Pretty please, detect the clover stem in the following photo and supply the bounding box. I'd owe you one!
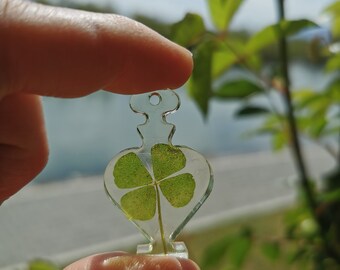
[155,184,168,254]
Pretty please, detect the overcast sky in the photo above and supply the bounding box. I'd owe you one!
[65,0,334,31]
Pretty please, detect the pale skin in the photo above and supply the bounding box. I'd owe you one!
[0,1,198,269]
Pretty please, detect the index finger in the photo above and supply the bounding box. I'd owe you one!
[0,0,193,98]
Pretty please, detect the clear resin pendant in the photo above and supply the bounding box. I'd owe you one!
[104,90,213,258]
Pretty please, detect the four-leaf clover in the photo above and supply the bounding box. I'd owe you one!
[113,144,195,221]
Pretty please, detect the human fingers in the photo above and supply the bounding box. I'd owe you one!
[0,0,192,201]
[64,252,200,270]
[0,94,48,202]
[0,0,193,99]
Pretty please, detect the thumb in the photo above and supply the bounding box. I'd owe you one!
[64,252,200,270]
[0,0,193,98]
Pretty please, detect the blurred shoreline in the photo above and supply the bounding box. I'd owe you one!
[36,61,333,183]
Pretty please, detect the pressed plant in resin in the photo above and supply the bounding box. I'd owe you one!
[104,90,213,258]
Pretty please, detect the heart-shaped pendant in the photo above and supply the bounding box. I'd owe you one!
[104,90,213,258]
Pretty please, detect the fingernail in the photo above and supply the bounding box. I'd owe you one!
[178,258,200,270]
[103,256,200,270]
[64,252,127,270]
[171,40,193,58]
[184,48,193,57]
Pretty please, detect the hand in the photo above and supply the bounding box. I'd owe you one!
[65,252,200,270]
[0,0,193,202]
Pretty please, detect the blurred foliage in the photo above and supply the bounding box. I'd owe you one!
[183,209,313,270]
[201,227,252,270]
[168,0,340,269]
[207,0,244,31]
[324,1,340,39]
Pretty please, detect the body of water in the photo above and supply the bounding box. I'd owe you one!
[36,62,331,183]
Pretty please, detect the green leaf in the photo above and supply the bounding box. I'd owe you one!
[297,114,332,139]
[201,228,252,269]
[228,228,252,268]
[293,89,317,108]
[114,152,152,188]
[325,54,340,72]
[323,1,340,15]
[309,117,327,138]
[261,241,281,261]
[326,1,340,38]
[296,94,326,110]
[121,186,156,221]
[325,78,340,102]
[207,0,244,30]
[159,173,195,207]
[245,114,283,138]
[214,80,264,99]
[188,40,214,116]
[331,17,340,38]
[171,13,205,47]
[212,39,262,78]
[212,44,237,77]
[28,260,59,270]
[235,105,270,117]
[319,189,340,203]
[272,132,286,151]
[201,235,230,269]
[151,144,186,180]
[287,248,308,265]
[246,20,317,54]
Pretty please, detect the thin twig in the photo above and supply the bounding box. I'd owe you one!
[338,127,340,167]
[277,0,316,211]
[277,0,340,262]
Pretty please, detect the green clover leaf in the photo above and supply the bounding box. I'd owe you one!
[159,174,195,208]
[151,143,186,180]
[113,144,195,221]
[120,186,156,221]
[114,152,153,188]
